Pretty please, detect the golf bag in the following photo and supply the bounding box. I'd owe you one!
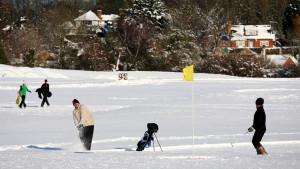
[35,88,43,99]
[136,123,159,151]
[36,88,52,99]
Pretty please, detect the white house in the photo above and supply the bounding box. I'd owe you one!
[74,10,119,28]
[74,10,101,27]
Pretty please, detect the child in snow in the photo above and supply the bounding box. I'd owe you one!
[248,98,268,155]
[19,81,31,108]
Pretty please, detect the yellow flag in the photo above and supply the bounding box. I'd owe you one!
[183,65,194,81]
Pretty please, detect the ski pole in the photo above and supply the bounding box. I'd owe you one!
[154,133,163,152]
[231,131,249,147]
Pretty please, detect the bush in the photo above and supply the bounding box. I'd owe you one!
[197,54,279,77]
[23,49,35,67]
[0,41,9,64]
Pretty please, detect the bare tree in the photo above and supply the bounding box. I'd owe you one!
[78,35,113,71]
[115,16,157,70]
[2,24,44,64]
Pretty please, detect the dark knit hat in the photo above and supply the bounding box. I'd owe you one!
[255,98,264,105]
[72,99,80,105]
[45,79,48,82]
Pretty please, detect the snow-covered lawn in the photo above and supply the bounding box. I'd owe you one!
[0,64,299,168]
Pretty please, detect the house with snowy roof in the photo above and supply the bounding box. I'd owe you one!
[266,55,299,67]
[74,10,119,28]
[283,57,299,67]
[219,21,276,48]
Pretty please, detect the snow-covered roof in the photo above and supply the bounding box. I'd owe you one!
[74,10,100,21]
[231,25,276,41]
[63,21,75,29]
[101,14,119,21]
[2,25,11,31]
[266,55,295,66]
[289,56,299,66]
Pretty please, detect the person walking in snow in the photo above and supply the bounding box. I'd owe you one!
[19,82,31,108]
[72,99,94,150]
[248,97,268,155]
[40,79,50,107]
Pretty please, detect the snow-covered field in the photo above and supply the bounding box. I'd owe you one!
[0,64,299,169]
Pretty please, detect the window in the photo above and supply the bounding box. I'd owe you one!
[260,41,269,47]
[236,41,245,47]
[83,21,92,25]
[245,30,257,36]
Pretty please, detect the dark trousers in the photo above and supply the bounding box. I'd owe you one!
[252,127,266,148]
[19,95,26,108]
[79,125,94,150]
[41,95,49,107]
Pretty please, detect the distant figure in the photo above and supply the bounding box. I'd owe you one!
[40,79,50,107]
[72,99,94,150]
[19,81,31,108]
[248,98,268,155]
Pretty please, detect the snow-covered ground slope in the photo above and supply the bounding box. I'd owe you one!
[0,64,299,168]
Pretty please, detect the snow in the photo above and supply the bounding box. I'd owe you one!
[266,55,292,65]
[74,10,100,21]
[101,14,119,22]
[290,57,299,66]
[2,25,11,31]
[0,64,300,168]
[231,25,276,41]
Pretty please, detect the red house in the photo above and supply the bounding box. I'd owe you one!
[219,21,276,48]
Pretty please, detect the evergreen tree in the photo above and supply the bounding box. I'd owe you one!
[125,0,169,29]
[283,0,300,39]
[0,0,11,28]
[0,41,9,64]
[24,49,35,67]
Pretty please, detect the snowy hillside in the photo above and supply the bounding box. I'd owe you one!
[0,64,299,169]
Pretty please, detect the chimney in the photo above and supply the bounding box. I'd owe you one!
[78,10,84,16]
[97,10,102,19]
[227,21,232,37]
[16,51,21,59]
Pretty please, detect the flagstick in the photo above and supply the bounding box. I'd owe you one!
[192,81,195,157]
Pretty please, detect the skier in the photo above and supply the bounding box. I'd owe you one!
[136,123,158,151]
[19,81,31,108]
[248,97,268,155]
[72,99,94,150]
[40,79,50,107]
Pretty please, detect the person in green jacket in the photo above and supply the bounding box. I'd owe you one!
[19,82,31,108]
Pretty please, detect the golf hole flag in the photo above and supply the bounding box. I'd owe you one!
[183,65,194,81]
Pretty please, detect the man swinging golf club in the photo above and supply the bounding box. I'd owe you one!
[72,99,94,150]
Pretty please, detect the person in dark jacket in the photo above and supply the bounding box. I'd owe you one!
[248,97,268,155]
[40,79,50,107]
